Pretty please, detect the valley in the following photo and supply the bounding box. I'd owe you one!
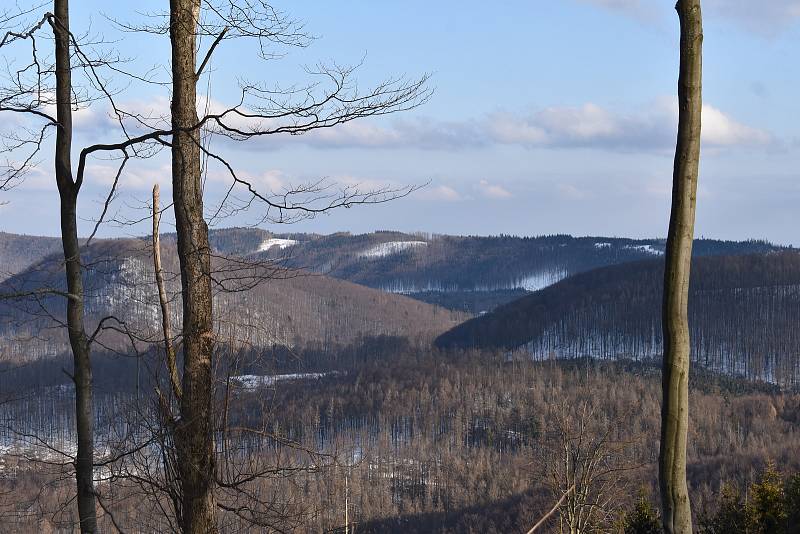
[0,229,797,532]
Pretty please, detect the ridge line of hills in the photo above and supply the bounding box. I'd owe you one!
[2,228,795,385]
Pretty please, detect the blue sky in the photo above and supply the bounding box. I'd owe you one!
[2,0,800,244]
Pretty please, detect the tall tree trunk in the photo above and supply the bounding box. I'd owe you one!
[660,1,702,533]
[53,0,97,531]
[170,1,217,532]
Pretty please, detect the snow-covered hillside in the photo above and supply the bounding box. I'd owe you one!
[358,241,427,259]
[624,244,663,255]
[258,238,298,251]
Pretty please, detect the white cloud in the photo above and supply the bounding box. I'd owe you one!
[206,168,289,193]
[38,98,113,133]
[205,98,769,153]
[487,99,771,150]
[653,96,771,146]
[417,184,463,202]
[253,169,288,192]
[700,105,772,146]
[10,95,770,157]
[537,103,620,139]
[255,117,485,151]
[90,161,172,190]
[478,180,512,199]
[305,121,405,148]
[489,114,548,145]
[122,95,172,129]
[487,103,655,149]
[9,164,53,191]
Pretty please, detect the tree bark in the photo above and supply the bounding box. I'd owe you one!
[53,0,97,531]
[660,1,702,533]
[169,1,217,532]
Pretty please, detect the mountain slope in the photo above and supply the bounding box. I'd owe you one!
[249,230,781,291]
[0,237,465,362]
[435,252,800,388]
[0,232,63,281]
[0,228,787,317]
[3,229,785,288]
[227,229,783,313]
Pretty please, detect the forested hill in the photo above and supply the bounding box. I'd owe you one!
[435,251,800,388]
[0,232,63,281]
[243,230,783,312]
[0,229,787,315]
[242,230,781,293]
[2,229,782,291]
[0,237,465,362]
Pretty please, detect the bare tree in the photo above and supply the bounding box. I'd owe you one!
[4,2,424,531]
[145,2,430,532]
[660,1,703,533]
[1,3,101,529]
[168,4,218,531]
[50,2,98,530]
[1,2,165,530]
[538,401,635,533]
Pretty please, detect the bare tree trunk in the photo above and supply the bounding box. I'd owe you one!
[152,183,183,401]
[53,0,97,531]
[660,1,702,533]
[169,1,217,532]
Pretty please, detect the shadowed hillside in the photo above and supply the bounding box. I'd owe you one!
[436,252,800,388]
[0,232,63,281]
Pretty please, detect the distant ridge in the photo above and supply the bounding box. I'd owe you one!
[0,235,465,362]
[0,228,786,315]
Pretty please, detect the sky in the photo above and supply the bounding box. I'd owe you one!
[2,0,800,244]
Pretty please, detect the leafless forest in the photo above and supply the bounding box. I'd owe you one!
[2,1,799,533]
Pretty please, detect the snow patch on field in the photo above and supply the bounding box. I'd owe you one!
[594,242,612,249]
[259,238,298,251]
[359,241,427,259]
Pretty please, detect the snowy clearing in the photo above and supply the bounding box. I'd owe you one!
[625,244,663,255]
[358,241,427,259]
[515,270,569,292]
[232,373,330,389]
[382,269,569,294]
[258,238,298,251]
